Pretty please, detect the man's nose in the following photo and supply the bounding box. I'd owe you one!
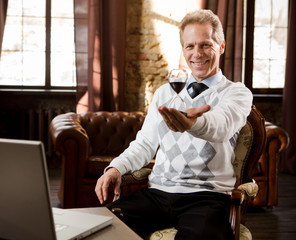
[193,46,203,58]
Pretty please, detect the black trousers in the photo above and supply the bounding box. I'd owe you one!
[107,188,233,240]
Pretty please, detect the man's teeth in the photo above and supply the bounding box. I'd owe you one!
[193,61,207,66]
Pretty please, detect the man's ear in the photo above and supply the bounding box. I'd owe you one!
[220,40,225,54]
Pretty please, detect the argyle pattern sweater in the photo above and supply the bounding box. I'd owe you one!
[108,76,253,194]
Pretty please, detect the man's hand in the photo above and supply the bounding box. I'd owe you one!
[158,104,211,132]
[95,167,122,205]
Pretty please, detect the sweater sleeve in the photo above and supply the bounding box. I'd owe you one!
[107,89,161,175]
[187,82,253,143]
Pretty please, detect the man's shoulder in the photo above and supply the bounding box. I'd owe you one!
[219,76,250,91]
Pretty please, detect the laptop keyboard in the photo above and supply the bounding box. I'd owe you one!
[55,223,68,232]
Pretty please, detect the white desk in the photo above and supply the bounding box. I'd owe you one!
[74,207,143,240]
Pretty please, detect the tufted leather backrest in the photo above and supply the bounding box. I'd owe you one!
[77,111,146,156]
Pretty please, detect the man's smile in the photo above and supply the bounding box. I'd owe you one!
[191,60,208,67]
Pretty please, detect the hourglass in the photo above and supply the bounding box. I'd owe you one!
[168,69,188,115]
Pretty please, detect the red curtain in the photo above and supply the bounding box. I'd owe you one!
[207,0,244,82]
[75,0,126,113]
[0,0,8,58]
[281,0,296,174]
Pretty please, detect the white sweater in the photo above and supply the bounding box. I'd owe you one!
[108,76,253,194]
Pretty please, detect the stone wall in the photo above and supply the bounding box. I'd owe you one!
[125,0,191,112]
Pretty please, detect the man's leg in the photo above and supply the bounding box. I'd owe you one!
[173,192,233,240]
[106,188,176,239]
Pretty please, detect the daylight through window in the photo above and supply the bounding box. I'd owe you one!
[253,0,287,89]
[243,0,288,91]
[0,0,76,88]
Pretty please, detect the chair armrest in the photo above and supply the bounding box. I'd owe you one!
[231,182,258,208]
[131,168,152,181]
[265,122,289,153]
[237,182,259,198]
[49,112,91,156]
[49,112,91,208]
[120,168,151,197]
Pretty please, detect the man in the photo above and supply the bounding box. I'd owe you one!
[95,9,252,240]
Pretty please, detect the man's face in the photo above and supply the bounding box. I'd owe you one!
[182,23,225,82]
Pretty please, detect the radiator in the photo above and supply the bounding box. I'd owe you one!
[0,108,70,166]
[25,109,63,157]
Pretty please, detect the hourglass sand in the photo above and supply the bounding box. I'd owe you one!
[168,69,188,116]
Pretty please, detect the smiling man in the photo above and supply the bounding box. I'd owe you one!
[95,10,253,240]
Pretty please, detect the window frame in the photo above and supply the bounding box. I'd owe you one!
[244,0,285,95]
[0,0,76,91]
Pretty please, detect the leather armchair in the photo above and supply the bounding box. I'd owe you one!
[49,111,146,208]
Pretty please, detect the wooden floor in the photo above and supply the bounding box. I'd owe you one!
[245,173,296,240]
[49,170,296,240]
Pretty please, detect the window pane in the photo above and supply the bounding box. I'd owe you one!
[0,52,22,85]
[2,17,22,51]
[6,0,22,16]
[253,27,271,59]
[270,28,287,60]
[51,53,76,87]
[23,17,45,51]
[6,0,45,17]
[51,18,74,52]
[272,0,288,27]
[255,0,271,26]
[23,52,45,86]
[253,60,269,88]
[51,0,76,87]
[270,60,285,88]
[52,0,74,18]
[0,52,45,86]
[23,0,45,17]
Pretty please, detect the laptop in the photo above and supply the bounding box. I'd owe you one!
[0,138,113,240]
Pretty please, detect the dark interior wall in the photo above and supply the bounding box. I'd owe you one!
[0,90,282,139]
[0,90,76,167]
[253,96,282,127]
[0,90,76,113]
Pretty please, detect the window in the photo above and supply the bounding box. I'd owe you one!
[0,0,76,89]
[243,0,288,94]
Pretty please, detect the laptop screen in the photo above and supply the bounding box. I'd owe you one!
[0,139,56,240]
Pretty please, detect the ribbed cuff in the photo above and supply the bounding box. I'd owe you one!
[187,115,206,136]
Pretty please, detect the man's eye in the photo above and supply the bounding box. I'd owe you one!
[202,43,211,48]
[185,45,193,49]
